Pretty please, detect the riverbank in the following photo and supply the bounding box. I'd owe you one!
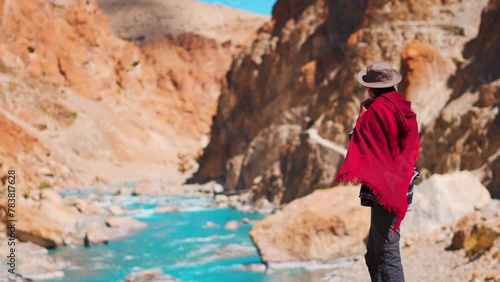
[0,176,277,282]
[42,194,266,282]
[2,171,498,282]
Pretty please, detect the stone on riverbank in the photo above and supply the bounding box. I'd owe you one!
[216,244,256,259]
[402,171,492,238]
[39,199,79,229]
[15,242,67,281]
[250,185,369,263]
[154,206,179,214]
[133,181,162,196]
[204,221,217,228]
[124,268,179,282]
[63,196,108,216]
[109,205,125,216]
[84,228,109,246]
[450,201,500,258]
[1,197,68,248]
[40,189,63,204]
[105,216,147,229]
[116,186,134,196]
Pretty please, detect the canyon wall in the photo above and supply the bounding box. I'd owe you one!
[194,0,499,203]
[0,0,266,192]
[419,0,500,197]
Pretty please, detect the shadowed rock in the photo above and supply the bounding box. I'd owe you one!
[84,228,109,247]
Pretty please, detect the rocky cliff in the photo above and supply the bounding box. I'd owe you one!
[193,0,369,200]
[0,0,266,191]
[194,0,499,203]
[419,0,500,197]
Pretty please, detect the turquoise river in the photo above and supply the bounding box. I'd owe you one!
[45,194,327,282]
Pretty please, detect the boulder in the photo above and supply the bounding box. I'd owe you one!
[104,216,147,229]
[224,220,239,230]
[450,212,478,250]
[1,198,68,248]
[402,171,492,237]
[0,241,64,281]
[250,185,370,263]
[63,197,108,216]
[39,189,63,204]
[16,241,66,281]
[133,182,161,196]
[214,194,228,203]
[216,244,256,259]
[115,187,134,196]
[236,263,267,272]
[124,268,179,282]
[153,206,179,214]
[17,241,49,256]
[450,201,499,258]
[39,199,79,229]
[109,205,125,216]
[485,271,500,281]
[84,228,109,246]
[204,221,217,228]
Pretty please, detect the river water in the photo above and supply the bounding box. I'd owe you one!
[45,195,327,282]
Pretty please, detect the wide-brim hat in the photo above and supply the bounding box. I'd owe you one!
[357,61,402,88]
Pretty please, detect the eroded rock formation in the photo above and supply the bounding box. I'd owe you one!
[194,0,496,204]
[0,0,266,193]
[419,0,500,197]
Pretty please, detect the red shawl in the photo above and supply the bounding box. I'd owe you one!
[334,91,420,231]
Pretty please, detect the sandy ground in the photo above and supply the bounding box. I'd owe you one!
[323,223,499,282]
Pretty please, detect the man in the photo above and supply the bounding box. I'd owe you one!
[334,61,420,282]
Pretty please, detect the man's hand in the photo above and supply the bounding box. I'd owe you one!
[359,98,373,116]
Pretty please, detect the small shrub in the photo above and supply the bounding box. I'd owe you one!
[39,182,52,189]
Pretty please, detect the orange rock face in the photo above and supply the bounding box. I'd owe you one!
[0,0,268,205]
[0,0,139,98]
[141,33,233,138]
[0,112,50,197]
[0,0,235,143]
[0,112,41,160]
[399,40,456,127]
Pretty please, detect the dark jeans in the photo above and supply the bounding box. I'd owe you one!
[365,204,405,282]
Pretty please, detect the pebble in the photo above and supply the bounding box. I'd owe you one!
[205,221,217,228]
[224,220,239,230]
